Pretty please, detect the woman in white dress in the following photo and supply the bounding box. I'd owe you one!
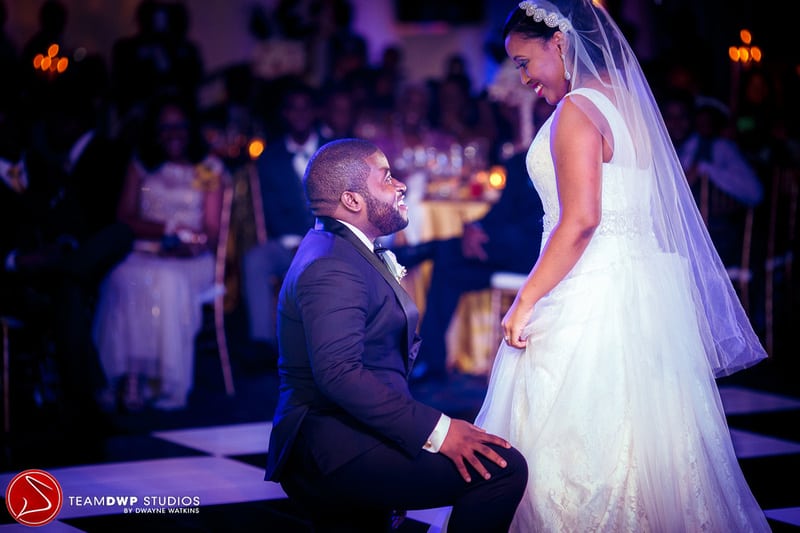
[94,96,225,411]
[474,1,771,531]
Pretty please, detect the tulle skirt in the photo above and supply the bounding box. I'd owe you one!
[94,250,214,409]
[475,248,769,532]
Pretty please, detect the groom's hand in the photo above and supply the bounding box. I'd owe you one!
[439,419,512,482]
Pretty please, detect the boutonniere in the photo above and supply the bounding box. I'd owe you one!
[376,248,407,281]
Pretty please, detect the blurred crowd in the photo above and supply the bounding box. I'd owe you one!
[0,0,798,427]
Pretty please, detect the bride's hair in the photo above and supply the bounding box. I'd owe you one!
[502,1,625,86]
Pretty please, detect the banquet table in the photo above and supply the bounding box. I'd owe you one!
[397,198,500,376]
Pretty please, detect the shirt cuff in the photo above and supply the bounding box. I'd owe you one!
[423,414,451,453]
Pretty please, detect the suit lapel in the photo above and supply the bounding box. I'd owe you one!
[317,217,420,369]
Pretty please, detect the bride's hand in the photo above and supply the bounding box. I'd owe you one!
[501,296,533,348]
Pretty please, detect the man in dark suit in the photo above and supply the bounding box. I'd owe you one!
[242,80,328,357]
[265,139,527,532]
[0,89,130,439]
[42,77,134,276]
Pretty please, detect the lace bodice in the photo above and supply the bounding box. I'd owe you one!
[138,157,221,232]
[526,88,658,264]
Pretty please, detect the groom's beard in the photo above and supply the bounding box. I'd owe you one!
[364,191,408,236]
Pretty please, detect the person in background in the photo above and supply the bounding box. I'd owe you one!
[400,98,553,383]
[94,94,224,411]
[371,44,405,114]
[0,86,128,440]
[682,97,763,265]
[265,137,527,532]
[111,0,204,127]
[318,85,357,140]
[661,90,763,266]
[241,80,329,360]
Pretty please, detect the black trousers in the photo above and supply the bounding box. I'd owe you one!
[280,431,528,533]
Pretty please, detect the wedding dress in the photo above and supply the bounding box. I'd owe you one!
[474,88,770,532]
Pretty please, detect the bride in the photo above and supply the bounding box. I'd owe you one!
[466,1,771,531]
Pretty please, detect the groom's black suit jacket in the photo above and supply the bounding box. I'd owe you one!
[265,217,442,481]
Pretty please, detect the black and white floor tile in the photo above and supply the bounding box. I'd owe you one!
[2,348,799,532]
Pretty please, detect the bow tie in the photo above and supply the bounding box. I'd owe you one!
[374,244,407,281]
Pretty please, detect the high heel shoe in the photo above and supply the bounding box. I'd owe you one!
[119,373,144,412]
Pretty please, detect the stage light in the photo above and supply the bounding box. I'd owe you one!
[730,30,761,66]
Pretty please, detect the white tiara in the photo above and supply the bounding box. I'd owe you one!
[518,1,572,32]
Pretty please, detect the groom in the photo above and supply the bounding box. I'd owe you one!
[265,138,527,532]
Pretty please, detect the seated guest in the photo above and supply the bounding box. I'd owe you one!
[318,85,357,140]
[662,91,763,266]
[94,94,225,411]
[241,81,329,358]
[266,138,528,532]
[402,100,554,383]
[687,99,763,265]
[402,152,545,382]
[367,82,459,244]
[0,88,130,435]
[371,82,457,177]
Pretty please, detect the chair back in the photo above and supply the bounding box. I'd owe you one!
[248,163,268,246]
[212,174,236,395]
[764,165,799,356]
[698,173,755,314]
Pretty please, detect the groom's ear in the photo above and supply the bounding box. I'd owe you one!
[340,190,364,213]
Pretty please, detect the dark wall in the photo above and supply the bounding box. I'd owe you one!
[394,0,485,24]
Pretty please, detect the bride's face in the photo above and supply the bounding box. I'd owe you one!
[505,31,570,105]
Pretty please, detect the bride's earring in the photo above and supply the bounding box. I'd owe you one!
[561,53,571,81]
